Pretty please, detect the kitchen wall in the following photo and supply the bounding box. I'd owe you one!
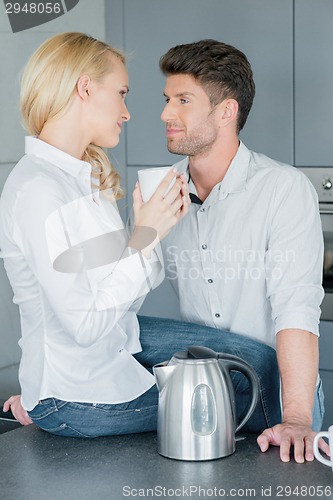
[106,0,333,428]
[0,0,106,398]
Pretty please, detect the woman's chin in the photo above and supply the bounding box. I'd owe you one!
[94,136,120,149]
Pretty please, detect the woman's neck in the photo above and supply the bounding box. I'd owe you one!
[38,102,89,160]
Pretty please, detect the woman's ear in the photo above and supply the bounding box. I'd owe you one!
[76,75,91,100]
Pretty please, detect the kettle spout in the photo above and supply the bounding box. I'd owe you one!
[153,362,176,392]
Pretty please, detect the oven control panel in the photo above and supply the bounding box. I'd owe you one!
[322,176,333,191]
[297,167,333,203]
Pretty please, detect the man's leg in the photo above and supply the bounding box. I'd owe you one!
[136,315,281,433]
[312,376,325,432]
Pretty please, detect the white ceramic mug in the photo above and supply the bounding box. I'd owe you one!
[137,166,175,202]
[313,425,333,470]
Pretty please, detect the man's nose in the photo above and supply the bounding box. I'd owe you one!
[161,101,176,123]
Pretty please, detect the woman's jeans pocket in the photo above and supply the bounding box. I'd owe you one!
[27,398,91,438]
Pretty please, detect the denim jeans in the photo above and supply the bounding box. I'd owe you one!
[27,316,323,437]
[27,386,159,438]
[312,376,325,432]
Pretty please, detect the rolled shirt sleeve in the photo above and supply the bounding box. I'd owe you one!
[265,170,324,336]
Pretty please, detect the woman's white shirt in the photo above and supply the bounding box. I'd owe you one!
[0,137,161,411]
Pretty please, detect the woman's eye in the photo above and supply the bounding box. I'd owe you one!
[120,90,128,99]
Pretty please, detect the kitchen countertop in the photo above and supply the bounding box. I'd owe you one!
[0,425,332,500]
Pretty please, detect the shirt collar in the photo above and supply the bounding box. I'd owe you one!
[175,141,251,204]
[25,136,92,178]
[217,141,250,199]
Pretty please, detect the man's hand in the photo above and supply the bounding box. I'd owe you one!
[266,329,324,463]
[3,395,33,426]
[257,420,330,463]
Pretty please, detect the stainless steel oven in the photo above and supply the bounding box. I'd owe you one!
[298,167,333,321]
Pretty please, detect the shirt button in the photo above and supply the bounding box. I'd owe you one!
[202,244,207,250]
[215,313,220,318]
[208,279,213,283]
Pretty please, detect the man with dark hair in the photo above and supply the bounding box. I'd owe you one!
[158,39,327,463]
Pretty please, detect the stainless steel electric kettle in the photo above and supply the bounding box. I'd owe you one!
[153,345,259,461]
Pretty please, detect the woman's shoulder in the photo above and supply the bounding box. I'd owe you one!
[1,154,69,217]
[10,153,60,186]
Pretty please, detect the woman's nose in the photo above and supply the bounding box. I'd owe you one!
[122,103,130,122]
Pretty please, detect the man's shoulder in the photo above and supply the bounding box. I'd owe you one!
[249,149,309,186]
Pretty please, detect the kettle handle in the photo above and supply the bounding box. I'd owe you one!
[219,354,260,433]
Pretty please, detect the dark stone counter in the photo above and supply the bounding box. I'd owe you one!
[0,425,332,499]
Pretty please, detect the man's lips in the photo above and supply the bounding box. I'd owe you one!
[166,128,183,137]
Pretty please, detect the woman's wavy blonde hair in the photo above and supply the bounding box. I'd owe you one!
[20,32,125,199]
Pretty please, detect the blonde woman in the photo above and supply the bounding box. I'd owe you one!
[0,32,190,437]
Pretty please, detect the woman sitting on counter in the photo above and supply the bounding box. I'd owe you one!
[0,32,191,437]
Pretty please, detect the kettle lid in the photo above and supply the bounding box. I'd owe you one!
[173,345,218,360]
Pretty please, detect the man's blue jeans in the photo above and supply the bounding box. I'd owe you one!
[27,316,323,437]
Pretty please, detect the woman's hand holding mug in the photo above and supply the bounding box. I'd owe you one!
[130,168,190,256]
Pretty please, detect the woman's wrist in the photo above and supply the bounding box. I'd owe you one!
[128,226,159,258]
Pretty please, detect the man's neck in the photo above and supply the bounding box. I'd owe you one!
[189,136,240,202]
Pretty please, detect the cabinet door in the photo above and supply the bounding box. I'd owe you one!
[295,0,333,166]
[123,0,293,167]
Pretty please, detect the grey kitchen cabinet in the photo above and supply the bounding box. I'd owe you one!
[294,0,333,166]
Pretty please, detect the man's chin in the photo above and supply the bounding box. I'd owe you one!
[167,142,185,156]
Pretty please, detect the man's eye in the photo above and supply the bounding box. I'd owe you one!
[180,98,189,104]
[164,97,170,103]
[120,91,127,98]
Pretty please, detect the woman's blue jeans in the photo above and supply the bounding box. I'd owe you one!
[27,316,323,437]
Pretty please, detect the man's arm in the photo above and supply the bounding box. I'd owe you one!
[257,328,329,463]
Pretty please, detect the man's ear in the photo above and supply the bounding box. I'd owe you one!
[220,98,238,124]
[76,75,91,100]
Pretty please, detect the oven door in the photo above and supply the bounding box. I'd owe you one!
[320,206,333,320]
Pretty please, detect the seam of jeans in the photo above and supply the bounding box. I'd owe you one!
[316,379,325,422]
[258,385,271,428]
[53,398,69,411]
[91,404,158,414]
[28,398,68,420]
[39,422,92,438]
